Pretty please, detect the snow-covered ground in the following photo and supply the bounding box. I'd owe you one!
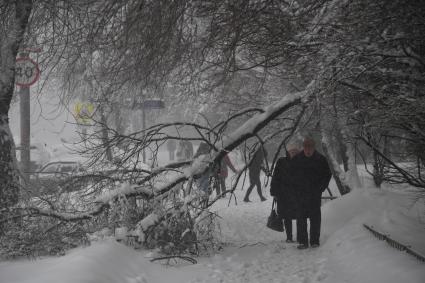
[1,165,424,283]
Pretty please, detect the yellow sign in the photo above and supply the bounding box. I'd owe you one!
[74,101,94,125]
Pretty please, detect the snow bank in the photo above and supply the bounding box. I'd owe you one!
[321,189,375,241]
[0,240,207,283]
[1,176,424,283]
[320,188,425,283]
[0,240,153,283]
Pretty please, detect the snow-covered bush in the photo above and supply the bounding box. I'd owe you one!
[112,194,220,256]
[0,216,89,259]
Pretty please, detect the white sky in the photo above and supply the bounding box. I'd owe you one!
[9,85,81,165]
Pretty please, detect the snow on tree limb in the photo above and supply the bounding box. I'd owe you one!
[6,90,306,222]
[217,91,307,152]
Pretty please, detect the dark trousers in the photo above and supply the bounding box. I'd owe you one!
[169,151,174,161]
[244,174,264,200]
[284,218,293,240]
[297,205,321,245]
[276,197,294,240]
[215,176,226,196]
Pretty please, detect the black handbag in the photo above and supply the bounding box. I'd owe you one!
[266,199,284,232]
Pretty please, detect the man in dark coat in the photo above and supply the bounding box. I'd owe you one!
[270,144,300,242]
[185,140,194,159]
[243,147,267,202]
[292,137,332,249]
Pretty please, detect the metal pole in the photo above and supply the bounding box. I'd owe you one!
[19,52,31,181]
[142,105,146,163]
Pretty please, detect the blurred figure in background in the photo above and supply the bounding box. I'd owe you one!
[243,146,267,202]
[176,140,194,162]
[193,142,212,194]
[215,154,238,198]
[167,139,176,161]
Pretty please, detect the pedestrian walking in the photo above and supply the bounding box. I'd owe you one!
[243,146,267,202]
[167,139,176,161]
[176,140,193,161]
[292,137,332,249]
[193,142,212,194]
[184,140,194,160]
[270,144,300,243]
[215,154,238,197]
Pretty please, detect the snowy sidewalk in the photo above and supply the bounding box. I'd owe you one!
[192,244,328,283]
[1,187,424,283]
[190,197,329,283]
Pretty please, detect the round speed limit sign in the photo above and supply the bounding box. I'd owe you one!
[15,57,40,87]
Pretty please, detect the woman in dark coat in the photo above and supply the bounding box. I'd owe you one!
[270,145,300,242]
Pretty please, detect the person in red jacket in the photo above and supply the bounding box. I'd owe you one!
[215,154,238,197]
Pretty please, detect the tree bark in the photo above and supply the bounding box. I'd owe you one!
[100,107,113,162]
[339,123,362,189]
[0,0,32,212]
[0,115,20,208]
[320,126,351,195]
[336,130,349,172]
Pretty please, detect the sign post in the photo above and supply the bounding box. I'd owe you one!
[74,101,94,141]
[141,99,164,163]
[15,57,40,88]
[15,53,40,180]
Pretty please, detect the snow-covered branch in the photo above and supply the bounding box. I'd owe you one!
[11,90,306,222]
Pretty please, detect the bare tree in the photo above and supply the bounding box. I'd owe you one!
[0,0,32,218]
[1,0,424,257]
[1,91,306,257]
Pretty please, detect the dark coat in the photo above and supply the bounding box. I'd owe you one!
[270,156,298,219]
[249,147,266,178]
[167,139,176,151]
[292,150,332,217]
[194,142,210,158]
[185,141,194,159]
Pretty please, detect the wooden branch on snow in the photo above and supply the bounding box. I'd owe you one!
[150,255,197,264]
[363,224,425,262]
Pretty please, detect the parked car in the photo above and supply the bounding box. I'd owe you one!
[15,142,51,172]
[38,161,83,176]
[32,161,86,194]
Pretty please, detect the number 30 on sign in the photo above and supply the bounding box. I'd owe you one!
[15,57,40,87]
